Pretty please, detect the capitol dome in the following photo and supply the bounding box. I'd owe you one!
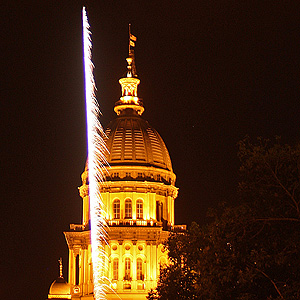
[80,52,176,189]
[105,108,172,172]
[49,31,181,300]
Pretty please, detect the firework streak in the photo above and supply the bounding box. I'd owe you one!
[82,7,108,300]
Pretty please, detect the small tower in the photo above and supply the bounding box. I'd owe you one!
[47,258,71,300]
[114,27,144,116]
[115,57,144,115]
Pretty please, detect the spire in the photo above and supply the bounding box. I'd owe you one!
[128,24,137,77]
[114,26,144,116]
[59,257,63,278]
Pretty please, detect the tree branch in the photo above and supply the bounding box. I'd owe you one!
[254,217,300,222]
[251,265,285,300]
[265,160,300,217]
[250,221,266,239]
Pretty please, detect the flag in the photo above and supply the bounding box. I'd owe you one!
[130,40,135,47]
[130,34,137,41]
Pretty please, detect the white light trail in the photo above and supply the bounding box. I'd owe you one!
[82,7,108,300]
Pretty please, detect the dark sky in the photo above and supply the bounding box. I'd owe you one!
[1,1,300,299]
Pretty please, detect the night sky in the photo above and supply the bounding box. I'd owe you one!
[1,1,300,299]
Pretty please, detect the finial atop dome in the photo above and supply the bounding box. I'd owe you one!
[114,26,144,116]
[59,257,63,278]
[128,24,137,77]
[126,57,133,78]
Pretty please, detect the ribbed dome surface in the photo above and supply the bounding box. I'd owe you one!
[105,109,172,171]
[49,277,70,296]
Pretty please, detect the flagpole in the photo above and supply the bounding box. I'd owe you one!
[129,23,131,54]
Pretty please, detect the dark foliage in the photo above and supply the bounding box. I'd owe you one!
[148,137,300,300]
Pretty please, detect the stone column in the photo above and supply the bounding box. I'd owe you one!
[152,241,157,280]
[82,245,88,295]
[118,240,123,290]
[132,240,137,290]
[68,248,74,285]
[146,240,151,290]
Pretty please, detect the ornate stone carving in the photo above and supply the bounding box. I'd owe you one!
[79,184,89,198]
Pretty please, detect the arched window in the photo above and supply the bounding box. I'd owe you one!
[113,199,120,219]
[125,199,132,219]
[136,200,143,219]
[124,257,131,280]
[113,258,118,280]
[137,258,143,280]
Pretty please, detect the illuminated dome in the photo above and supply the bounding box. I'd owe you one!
[105,109,173,172]
[49,29,181,300]
[48,277,71,299]
[103,54,173,175]
[79,43,178,231]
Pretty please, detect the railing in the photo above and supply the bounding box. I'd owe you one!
[137,281,145,290]
[70,224,85,231]
[108,219,161,227]
[69,220,179,230]
[123,278,131,290]
[172,224,187,232]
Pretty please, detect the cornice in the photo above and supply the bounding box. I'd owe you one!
[64,227,170,247]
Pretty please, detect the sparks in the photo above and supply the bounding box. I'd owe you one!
[82,7,108,300]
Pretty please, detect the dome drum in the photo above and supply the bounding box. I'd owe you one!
[103,166,176,185]
[99,180,178,198]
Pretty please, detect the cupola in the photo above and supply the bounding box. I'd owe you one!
[48,258,71,299]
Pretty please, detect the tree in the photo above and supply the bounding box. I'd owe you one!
[147,222,202,300]
[149,137,300,300]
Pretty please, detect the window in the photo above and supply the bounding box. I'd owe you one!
[136,200,143,219]
[124,258,131,280]
[137,258,143,280]
[156,202,160,221]
[156,202,163,222]
[113,200,120,219]
[125,199,132,219]
[113,258,118,280]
